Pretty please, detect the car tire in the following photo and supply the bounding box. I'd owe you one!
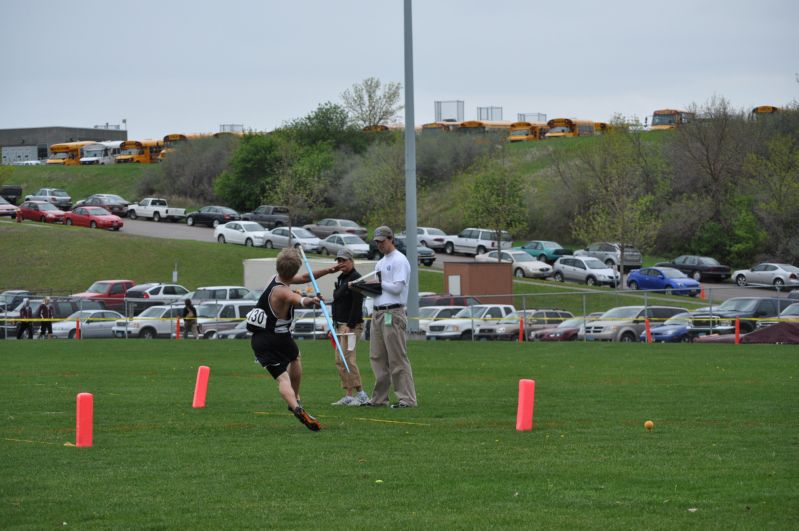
[538,254,547,262]
[445,242,454,255]
[321,247,329,255]
[68,329,76,339]
[153,212,161,222]
[681,335,692,343]
[66,219,73,226]
[605,259,615,268]
[619,332,636,342]
[460,331,472,340]
[40,216,46,223]
[217,235,226,244]
[514,268,525,278]
[213,220,220,228]
[265,241,273,249]
[774,278,785,289]
[187,216,194,226]
[128,210,137,220]
[90,221,97,229]
[629,280,638,290]
[586,276,597,286]
[139,328,156,339]
[665,287,673,295]
[420,240,428,247]
[554,272,564,282]
[735,275,747,286]
[476,246,487,255]
[245,238,253,247]
[423,260,433,267]
[692,271,702,281]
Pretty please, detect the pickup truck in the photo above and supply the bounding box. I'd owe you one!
[240,205,290,229]
[128,198,187,222]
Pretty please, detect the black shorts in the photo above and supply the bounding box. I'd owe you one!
[251,332,300,379]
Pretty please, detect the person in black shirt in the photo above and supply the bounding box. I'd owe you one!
[330,249,368,406]
[37,297,55,339]
[182,299,198,339]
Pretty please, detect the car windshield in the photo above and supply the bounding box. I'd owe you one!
[781,304,799,316]
[0,197,9,205]
[601,307,642,319]
[426,228,446,236]
[660,268,687,279]
[38,203,58,211]
[509,253,534,262]
[242,223,264,232]
[66,310,99,320]
[585,259,607,270]
[718,299,760,312]
[86,282,111,294]
[664,313,691,326]
[104,195,126,202]
[698,257,720,265]
[52,190,69,197]
[197,304,223,318]
[86,207,110,216]
[454,307,489,319]
[541,241,561,248]
[342,235,365,245]
[221,208,237,214]
[419,307,439,318]
[340,220,359,228]
[137,306,167,318]
[777,264,799,273]
[558,318,585,328]
[292,228,316,239]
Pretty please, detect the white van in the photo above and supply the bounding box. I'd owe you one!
[80,141,124,165]
[193,300,256,339]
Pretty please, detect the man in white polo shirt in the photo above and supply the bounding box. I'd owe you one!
[364,225,417,408]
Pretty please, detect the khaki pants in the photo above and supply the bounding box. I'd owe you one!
[335,323,363,390]
[369,308,417,406]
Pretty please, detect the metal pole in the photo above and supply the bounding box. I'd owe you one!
[404,0,419,333]
[582,294,587,342]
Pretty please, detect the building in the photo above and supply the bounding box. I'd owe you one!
[0,126,127,164]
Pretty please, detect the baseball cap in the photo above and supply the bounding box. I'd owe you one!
[335,248,354,261]
[373,226,393,242]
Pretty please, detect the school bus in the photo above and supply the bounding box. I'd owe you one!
[650,109,695,130]
[507,121,548,142]
[80,141,124,164]
[46,141,95,165]
[751,105,780,117]
[115,139,164,164]
[545,118,595,138]
[458,120,514,135]
[421,121,462,134]
[362,124,407,133]
[594,122,613,135]
[159,133,208,160]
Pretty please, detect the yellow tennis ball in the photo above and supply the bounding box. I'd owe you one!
[644,420,654,431]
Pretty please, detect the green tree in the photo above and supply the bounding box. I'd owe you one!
[341,77,403,129]
[283,102,368,153]
[214,134,285,211]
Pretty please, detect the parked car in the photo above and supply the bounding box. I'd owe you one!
[1,297,108,337]
[401,227,449,251]
[318,234,370,258]
[239,205,290,229]
[303,218,368,239]
[532,314,604,341]
[687,297,795,336]
[17,200,65,223]
[71,280,136,311]
[0,290,35,312]
[291,309,327,340]
[367,235,436,266]
[417,306,466,334]
[213,320,252,340]
[214,221,270,247]
[655,255,731,282]
[553,256,620,286]
[442,228,512,256]
[515,240,572,263]
[626,267,701,296]
[0,196,20,218]
[0,184,23,205]
[51,309,124,339]
[191,300,256,339]
[475,250,552,279]
[192,286,251,302]
[264,226,321,252]
[186,206,240,228]
[426,304,515,340]
[127,198,186,222]
[112,304,183,339]
[124,283,191,314]
[574,242,642,271]
[419,294,482,307]
[24,188,72,210]
[72,194,130,217]
[757,303,799,329]
[639,312,694,342]
[580,305,687,342]
[732,263,799,290]
[63,206,124,231]
[477,309,574,340]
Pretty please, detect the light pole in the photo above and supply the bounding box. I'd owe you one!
[403,0,419,332]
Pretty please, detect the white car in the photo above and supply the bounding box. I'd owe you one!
[474,250,553,278]
[264,226,321,252]
[318,234,370,258]
[401,227,449,251]
[442,227,512,256]
[553,256,620,287]
[214,221,270,247]
[291,309,328,339]
[112,304,183,339]
[193,286,251,303]
[425,304,516,340]
[417,305,465,334]
[732,263,799,290]
[52,309,124,339]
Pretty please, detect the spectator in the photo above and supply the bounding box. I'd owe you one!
[182,299,198,339]
[16,299,33,340]
[37,297,55,339]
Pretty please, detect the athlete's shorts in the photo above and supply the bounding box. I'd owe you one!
[251,332,300,379]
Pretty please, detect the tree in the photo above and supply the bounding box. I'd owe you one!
[213,134,285,211]
[465,156,527,259]
[341,77,403,129]
[282,102,368,153]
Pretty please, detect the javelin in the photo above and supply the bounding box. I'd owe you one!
[298,247,350,373]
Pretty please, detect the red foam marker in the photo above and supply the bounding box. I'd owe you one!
[516,379,535,431]
[76,393,93,447]
[518,317,524,343]
[645,318,653,344]
[735,318,740,344]
[193,365,210,408]
[176,318,181,340]
[75,318,81,340]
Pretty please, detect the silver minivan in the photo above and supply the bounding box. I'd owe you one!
[194,300,256,338]
[574,242,643,271]
[553,256,620,286]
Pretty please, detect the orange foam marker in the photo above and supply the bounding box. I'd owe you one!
[193,365,210,408]
[176,318,181,340]
[645,318,653,344]
[735,318,741,344]
[516,379,535,431]
[76,393,93,447]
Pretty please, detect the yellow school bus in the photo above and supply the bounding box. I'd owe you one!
[594,122,613,135]
[751,105,780,117]
[650,109,695,130]
[545,118,595,138]
[458,120,514,135]
[116,139,164,164]
[46,141,95,165]
[507,121,548,142]
[159,133,208,160]
[421,121,462,134]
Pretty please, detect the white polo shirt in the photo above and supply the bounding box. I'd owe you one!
[374,249,411,307]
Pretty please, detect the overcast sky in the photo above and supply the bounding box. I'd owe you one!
[2,0,797,139]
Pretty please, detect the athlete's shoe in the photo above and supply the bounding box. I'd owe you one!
[348,391,369,406]
[293,406,322,431]
[331,396,355,406]
[390,402,412,409]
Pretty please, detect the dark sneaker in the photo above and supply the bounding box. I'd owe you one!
[390,402,412,409]
[293,406,321,431]
[287,399,303,412]
[360,400,386,407]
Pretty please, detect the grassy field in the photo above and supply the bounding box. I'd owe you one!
[1,340,797,529]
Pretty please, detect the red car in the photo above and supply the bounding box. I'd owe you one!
[71,280,136,311]
[18,200,65,223]
[64,206,124,231]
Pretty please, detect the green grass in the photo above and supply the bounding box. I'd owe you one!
[2,340,797,528]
